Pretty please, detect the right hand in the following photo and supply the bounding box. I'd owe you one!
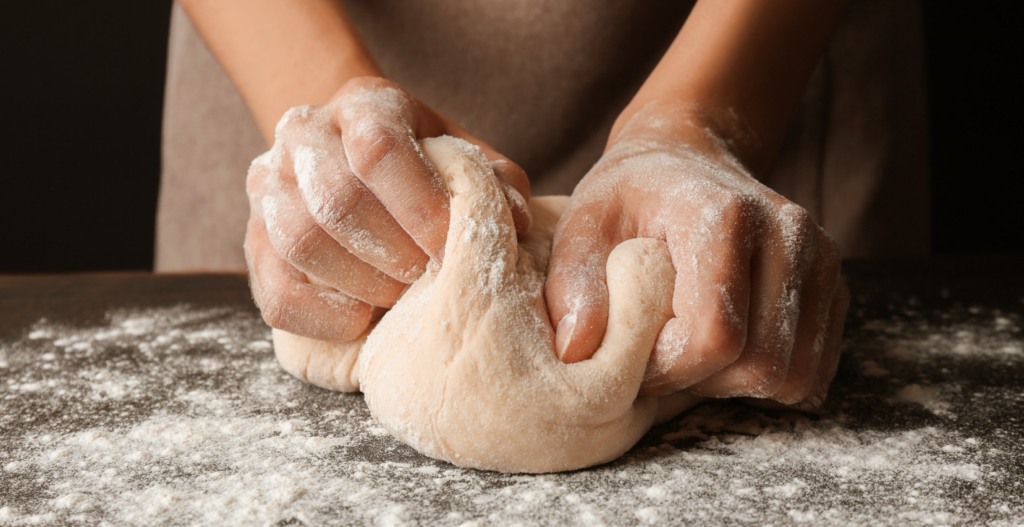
[545,103,849,408]
[245,77,532,341]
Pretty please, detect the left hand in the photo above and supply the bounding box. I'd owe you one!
[545,104,849,408]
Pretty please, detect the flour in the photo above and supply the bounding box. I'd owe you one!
[2,288,1023,525]
[261,88,447,289]
[292,142,403,272]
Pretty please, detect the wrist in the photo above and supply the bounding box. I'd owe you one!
[608,0,849,177]
[608,99,760,172]
[335,45,384,84]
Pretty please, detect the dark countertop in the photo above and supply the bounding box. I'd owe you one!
[1,258,1022,526]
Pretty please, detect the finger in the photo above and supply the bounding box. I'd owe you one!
[545,197,623,364]
[640,199,754,395]
[688,203,816,398]
[289,131,429,284]
[794,277,850,409]
[491,158,533,238]
[335,81,451,260]
[250,145,406,306]
[244,215,374,342]
[440,117,533,237]
[260,170,408,307]
[771,229,841,404]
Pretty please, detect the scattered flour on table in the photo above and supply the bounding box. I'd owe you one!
[1,302,1022,526]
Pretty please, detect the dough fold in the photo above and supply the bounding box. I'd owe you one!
[274,136,700,473]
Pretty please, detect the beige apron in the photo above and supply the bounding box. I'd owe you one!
[155,0,928,272]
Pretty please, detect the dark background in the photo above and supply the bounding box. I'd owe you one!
[1,1,1021,274]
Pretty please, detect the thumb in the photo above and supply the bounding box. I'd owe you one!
[545,198,623,363]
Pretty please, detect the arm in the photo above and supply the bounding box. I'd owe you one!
[547,0,851,407]
[612,0,849,173]
[178,0,381,144]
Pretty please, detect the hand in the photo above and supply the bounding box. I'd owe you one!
[545,104,849,408]
[245,77,532,341]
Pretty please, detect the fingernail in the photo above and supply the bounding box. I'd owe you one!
[555,313,577,361]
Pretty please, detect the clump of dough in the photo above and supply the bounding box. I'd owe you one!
[274,136,700,473]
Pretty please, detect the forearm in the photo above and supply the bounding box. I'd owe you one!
[612,0,848,175]
[179,0,382,145]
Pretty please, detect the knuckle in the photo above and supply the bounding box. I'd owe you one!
[337,314,372,342]
[777,202,814,235]
[345,125,404,178]
[743,361,788,397]
[257,289,291,330]
[695,315,746,367]
[774,378,814,405]
[319,298,372,342]
[265,214,320,266]
[709,192,761,240]
[776,203,817,273]
[278,230,319,265]
[329,183,367,228]
[780,204,816,253]
[717,193,754,225]
[718,191,750,213]
[308,175,364,230]
[246,150,277,198]
[274,105,317,141]
[358,274,406,309]
[789,203,814,228]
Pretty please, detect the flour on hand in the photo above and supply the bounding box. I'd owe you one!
[273,136,701,473]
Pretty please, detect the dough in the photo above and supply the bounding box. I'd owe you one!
[274,136,701,473]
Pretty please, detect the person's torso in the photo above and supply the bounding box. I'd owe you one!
[342,0,694,194]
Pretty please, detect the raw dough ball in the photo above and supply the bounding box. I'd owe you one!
[273,136,700,473]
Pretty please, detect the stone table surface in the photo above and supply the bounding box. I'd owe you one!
[1,258,1022,526]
